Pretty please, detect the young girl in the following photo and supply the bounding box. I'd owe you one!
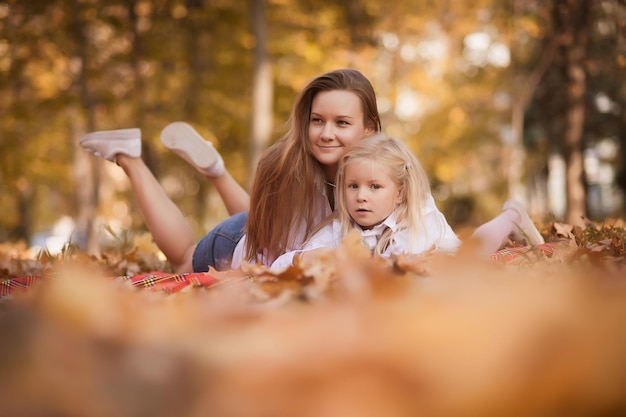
[80,69,380,272]
[271,133,461,270]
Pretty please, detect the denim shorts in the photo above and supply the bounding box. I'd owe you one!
[192,211,248,272]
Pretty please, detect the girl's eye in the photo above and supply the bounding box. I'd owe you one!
[371,184,381,190]
[347,183,358,189]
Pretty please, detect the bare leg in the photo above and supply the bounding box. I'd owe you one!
[80,125,248,271]
[470,200,544,256]
[470,210,519,255]
[207,171,250,215]
[160,121,250,215]
[117,154,196,273]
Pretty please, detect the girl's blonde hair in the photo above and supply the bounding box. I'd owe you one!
[245,69,382,264]
[333,133,431,256]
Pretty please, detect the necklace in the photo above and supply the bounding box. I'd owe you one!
[325,181,336,188]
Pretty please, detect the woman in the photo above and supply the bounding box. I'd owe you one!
[80,69,381,272]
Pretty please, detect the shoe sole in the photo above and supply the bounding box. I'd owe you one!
[160,122,219,170]
[80,128,141,143]
[79,128,141,161]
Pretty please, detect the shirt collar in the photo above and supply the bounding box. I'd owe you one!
[354,211,399,236]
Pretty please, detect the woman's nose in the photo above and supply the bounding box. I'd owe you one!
[320,124,335,140]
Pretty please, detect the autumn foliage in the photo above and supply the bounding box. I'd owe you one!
[0,220,625,417]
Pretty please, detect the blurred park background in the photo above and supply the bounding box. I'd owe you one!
[0,0,624,255]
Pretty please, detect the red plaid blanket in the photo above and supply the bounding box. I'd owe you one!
[1,271,222,298]
[489,240,571,263]
[1,241,572,299]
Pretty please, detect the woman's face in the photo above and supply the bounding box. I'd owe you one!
[308,90,375,176]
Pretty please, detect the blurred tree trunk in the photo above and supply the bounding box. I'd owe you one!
[606,0,626,204]
[248,0,273,186]
[15,178,32,243]
[71,0,99,253]
[508,4,556,205]
[128,0,151,168]
[185,0,211,228]
[4,3,32,243]
[553,0,590,225]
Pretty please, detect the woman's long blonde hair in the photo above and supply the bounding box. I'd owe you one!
[333,133,431,256]
[245,69,381,264]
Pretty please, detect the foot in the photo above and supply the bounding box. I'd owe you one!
[502,199,545,245]
[160,122,225,177]
[80,128,141,162]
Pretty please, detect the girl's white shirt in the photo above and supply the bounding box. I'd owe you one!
[230,183,333,269]
[271,194,460,271]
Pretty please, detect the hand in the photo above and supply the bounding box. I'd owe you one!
[296,248,334,268]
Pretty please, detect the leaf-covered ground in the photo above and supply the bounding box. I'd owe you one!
[0,219,625,417]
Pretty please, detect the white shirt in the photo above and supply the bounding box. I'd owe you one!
[271,194,460,270]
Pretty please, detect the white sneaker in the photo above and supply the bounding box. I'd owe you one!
[502,200,545,245]
[160,122,225,177]
[80,128,141,162]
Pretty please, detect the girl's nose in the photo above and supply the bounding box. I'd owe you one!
[357,189,368,201]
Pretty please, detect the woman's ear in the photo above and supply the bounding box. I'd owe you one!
[364,122,376,136]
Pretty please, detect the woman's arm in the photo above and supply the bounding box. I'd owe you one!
[270,222,340,271]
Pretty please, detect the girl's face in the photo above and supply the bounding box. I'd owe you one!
[308,90,375,178]
[343,160,402,229]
